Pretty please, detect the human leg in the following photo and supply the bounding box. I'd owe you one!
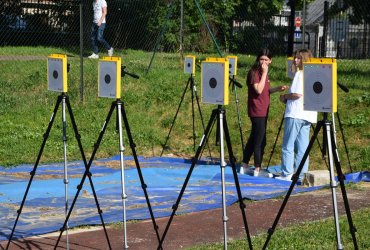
[97,23,112,51]
[242,118,254,165]
[281,117,301,176]
[91,23,99,54]
[294,120,311,179]
[251,117,266,173]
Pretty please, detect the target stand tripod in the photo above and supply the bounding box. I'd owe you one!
[229,75,244,151]
[6,93,111,250]
[160,73,212,158]
[263,113,358,250]
[157,106,253,250]
[54,99,161,249]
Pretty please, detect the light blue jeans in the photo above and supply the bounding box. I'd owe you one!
[281,117,311,179]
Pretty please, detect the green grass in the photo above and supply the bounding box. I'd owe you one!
[187,207,370,250]
[0,47,369,173]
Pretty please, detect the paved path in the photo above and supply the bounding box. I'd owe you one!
[1,183,369,249]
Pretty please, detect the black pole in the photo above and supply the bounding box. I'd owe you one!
[287,0,296,56]
[79,1,84,102]
[321,1,329,57]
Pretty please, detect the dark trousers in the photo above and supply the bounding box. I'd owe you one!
[91,23,111,54]
[243,117,267,167]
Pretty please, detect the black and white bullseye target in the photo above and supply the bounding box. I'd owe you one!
[47,54,68,92]
[303,58,337,113]
[201,58,229,105]
[184,55,196,75]
[98,57,121,99]
[226,56,237,76]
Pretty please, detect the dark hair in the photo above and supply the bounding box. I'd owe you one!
[255,48,272,62]
[247,48,272,85]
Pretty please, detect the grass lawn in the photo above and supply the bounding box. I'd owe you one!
[0,47,369,174]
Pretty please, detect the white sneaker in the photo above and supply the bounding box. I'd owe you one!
[108,47,114,56]
[275,174,293,181]
[253,168,273,178]
[88,53,99,59]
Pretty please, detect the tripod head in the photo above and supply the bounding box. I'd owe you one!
[338,82,349,93]
[229,77,242,89]
[121,66,140,79]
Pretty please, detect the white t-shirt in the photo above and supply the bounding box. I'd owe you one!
[93,0,107,24]
[284,70,317,123]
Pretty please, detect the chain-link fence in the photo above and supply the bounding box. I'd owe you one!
[0,0,369,170]
[0,0,369,94]
[1,0,369,57]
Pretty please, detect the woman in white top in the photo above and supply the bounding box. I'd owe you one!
[277,49,317,181]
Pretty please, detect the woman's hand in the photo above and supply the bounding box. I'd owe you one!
[261,62,269,74]
[279,85,288,91]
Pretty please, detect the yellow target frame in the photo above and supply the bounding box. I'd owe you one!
[47,54,68,93]
[303,58,337,112]
[201,57,229,105]
[184,55,196,75]
[98,56,122,99]
[226,55,238,76]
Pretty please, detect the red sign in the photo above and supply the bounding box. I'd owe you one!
[295,17,301,28]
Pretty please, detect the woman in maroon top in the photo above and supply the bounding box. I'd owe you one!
[241,48,287,176]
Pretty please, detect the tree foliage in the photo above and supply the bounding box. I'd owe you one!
[343,0,370,24]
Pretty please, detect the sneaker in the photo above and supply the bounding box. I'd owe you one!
[108,47,114,56]
[88,53,99,59]
[239,162,248,174]
[253,168,273,178]
[275,174,293,182]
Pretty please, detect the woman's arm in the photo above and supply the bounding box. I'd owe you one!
[270,85,288,94]
[279,92,301,103]
[252,63,268,94]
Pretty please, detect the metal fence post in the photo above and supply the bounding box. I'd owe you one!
[321,1,329,57]
[79,1,84,103]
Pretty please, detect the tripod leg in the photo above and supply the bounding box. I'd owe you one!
[192,76,213,160]
[120,102,162,245]
[262,120,323,250]
[191,77,196,151]
[335,112,353,173]
[233,83,245,151]
[311,124,329,169]
[117,101,129,249]
[324,121,344,250]
[223,111,253,250]
[160,77,191,156]
[6,95,62,249]
[63,96,112,248]
[61,95,70,248]
[54,101,116,250]
[266,115,284,169]
[157,109,218,250]
[218,109,229,247]
[329,124,358,249]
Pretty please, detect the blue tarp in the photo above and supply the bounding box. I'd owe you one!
[0,156,369,241]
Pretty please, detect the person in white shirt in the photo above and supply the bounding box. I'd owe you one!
[276,49,317,181]
[88,0,113,59]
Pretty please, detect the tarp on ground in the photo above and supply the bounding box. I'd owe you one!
[0,155,369,241]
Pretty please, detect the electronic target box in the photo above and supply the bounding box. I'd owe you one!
[47,54,68,92]
[98,56,122,99]
[303,58,337,113]
[201,58,229,105]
